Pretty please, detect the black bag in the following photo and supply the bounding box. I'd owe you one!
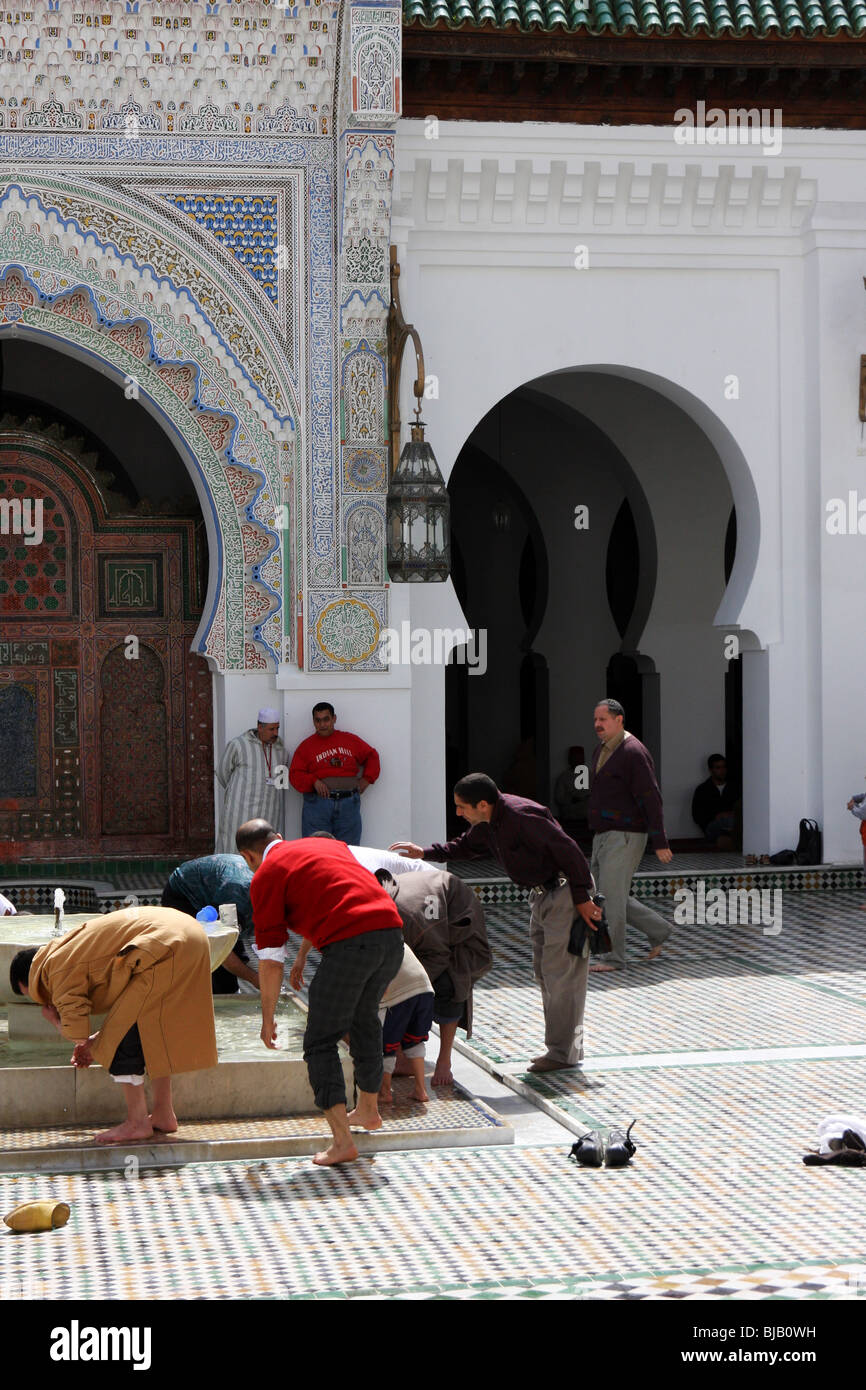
[568,894,612,957]
[768,849,796,865]
[794,818,822,866]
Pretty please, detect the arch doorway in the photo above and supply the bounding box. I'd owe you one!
[0,340,214,862]
[446,370,750,846]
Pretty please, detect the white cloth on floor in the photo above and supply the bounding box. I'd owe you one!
[816,1114,866,1153]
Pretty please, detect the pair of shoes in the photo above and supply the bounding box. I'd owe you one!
[803,1148,866,1166]
[528,1056,577,1073]
[569,1121,637,1168]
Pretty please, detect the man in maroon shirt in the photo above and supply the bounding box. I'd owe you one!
[237,819,403,1166]
[588,698,674,971]
[289,703,380,843]
[390,773,602,1073]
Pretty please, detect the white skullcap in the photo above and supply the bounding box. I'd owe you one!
[258,707,280,724]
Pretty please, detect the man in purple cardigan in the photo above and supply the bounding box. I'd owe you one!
[390,773,602,1074]
[588,698,673,971]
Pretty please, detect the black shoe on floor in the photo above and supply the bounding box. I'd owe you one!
[604,1120,638,1168]
[569,1131,605,1167]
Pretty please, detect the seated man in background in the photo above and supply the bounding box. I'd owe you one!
[554,744,591,836]
[162,854,259,993]
[9,905,218,1144]
[691,754,739,849]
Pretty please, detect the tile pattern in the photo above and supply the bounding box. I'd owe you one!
[3,1143,866,1300]
[0,1080,505,1155]
[464,889,866,1066]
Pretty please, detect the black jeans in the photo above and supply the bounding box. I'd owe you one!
[303,928,403,1111]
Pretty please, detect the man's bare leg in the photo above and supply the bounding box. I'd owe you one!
[346,1088,383,1131]
[408,1055,429,1103]
[149,1076,178,1133]
[379,1071,393,1103]
[392,1050,412,1076]
[313,1103,359,1166]
[94,1083,153,1144]
[432,1022,458,1087]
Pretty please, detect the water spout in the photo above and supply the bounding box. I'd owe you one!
[53,889,65,937]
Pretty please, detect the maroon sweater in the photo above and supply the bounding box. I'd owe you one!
[424,793,592,905]
[588,735,669,849]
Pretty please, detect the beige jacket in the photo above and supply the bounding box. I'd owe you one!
[28,906,218,1079]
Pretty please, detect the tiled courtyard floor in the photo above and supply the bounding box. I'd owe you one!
[2,886,866,1301]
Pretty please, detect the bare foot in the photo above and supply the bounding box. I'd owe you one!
[431,1063,453,1087]
[93,1120,154,1145]
[346,1105,382,1131]
[412,1085,430,1103]
[646,944,664,961]
[149,1110,178,1134]
[312,1140,359,1166]
[589,962,619,973]
[378,1083,393,1104]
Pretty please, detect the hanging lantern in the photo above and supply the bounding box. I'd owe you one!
[387,417,450,582]
[387,247,451,583]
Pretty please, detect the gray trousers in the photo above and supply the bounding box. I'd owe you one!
[528,883,589,1066]
[590,830,672,967]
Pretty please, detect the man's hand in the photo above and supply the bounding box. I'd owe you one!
[260,1017,279,1050]
[289,960,304,992]
[41,1004,61,1030]
[358,778,370,794]
[71,1032,98,1068]
[575,899,603,930]
[313,779,330,798]
[655,848,673,864]
[388,841,424,859]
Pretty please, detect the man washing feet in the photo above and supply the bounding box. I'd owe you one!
[9,906,218,1144]
[238,819,403,1166]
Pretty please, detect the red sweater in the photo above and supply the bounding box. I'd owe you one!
[288,729,380,794]
[252,838,402,952]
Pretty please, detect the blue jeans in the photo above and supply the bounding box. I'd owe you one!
[302,789,362,844]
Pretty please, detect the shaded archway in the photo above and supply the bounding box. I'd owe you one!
[447,369,750,846]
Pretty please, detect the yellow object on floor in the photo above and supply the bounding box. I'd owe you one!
[4,1200,71,1233]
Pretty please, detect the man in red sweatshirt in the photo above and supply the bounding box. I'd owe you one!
[237,819,403,1166]
[288,703,380,843]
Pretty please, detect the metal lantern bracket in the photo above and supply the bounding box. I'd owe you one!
[388,245,426,478]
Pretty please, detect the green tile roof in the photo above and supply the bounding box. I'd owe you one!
[404,0,866,33]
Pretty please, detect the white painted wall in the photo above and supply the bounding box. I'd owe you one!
[391,119,861,857]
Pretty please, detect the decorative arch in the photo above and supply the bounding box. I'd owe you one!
[0,184,295,671]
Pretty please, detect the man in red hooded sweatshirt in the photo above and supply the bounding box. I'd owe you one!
[289,703,379,843]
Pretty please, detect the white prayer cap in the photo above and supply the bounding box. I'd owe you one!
[257,707,280,724]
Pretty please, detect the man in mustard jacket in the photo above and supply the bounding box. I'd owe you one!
[9,906,218,1145]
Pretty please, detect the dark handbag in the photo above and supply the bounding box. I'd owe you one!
[568,894,612,957]
[794,818,822,865]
